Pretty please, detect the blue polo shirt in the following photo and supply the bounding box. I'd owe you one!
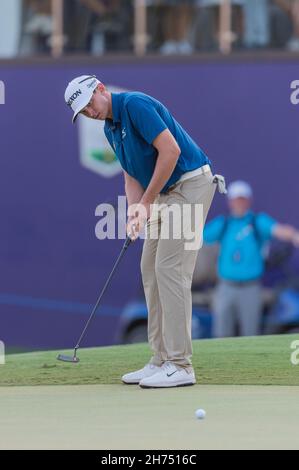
[104,92,211,193]
[204,211,278,281]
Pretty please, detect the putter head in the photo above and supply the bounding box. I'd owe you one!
[57,354,79,363]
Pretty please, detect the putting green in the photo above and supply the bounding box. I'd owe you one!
[1,335,299,449]
[0,384,298,450]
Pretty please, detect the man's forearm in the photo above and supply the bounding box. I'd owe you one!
[124,173,144,209]
[273,224,298,242]
[141,150,179,204]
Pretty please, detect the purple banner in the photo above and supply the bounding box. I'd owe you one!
[0,58,298,349]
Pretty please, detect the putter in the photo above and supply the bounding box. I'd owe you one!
[57,235,132,363]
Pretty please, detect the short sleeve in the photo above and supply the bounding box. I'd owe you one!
[126,97,167,144]
[104,122,114,150]
[255,212,278,241]
[204,216,226,244]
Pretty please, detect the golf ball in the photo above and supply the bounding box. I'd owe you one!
[195,408,206,420]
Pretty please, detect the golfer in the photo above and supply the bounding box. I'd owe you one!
[64,75,225,388]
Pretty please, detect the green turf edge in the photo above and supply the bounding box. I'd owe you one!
[0,334,298,387]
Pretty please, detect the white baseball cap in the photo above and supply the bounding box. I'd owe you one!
[64,75,101,123]
[227,180,253,200]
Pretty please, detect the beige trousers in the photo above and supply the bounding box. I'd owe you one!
[141,170,216,369]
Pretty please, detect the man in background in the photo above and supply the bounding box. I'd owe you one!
[204,180,299,337]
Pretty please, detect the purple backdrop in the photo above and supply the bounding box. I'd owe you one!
[0,58,298,349]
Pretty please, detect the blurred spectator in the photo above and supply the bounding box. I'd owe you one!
[147,0,195,55]
[270,0,292,48]
[79,0,133,54]
[63,0,93,53]
[20,0,52,55]
[274,0,299,50]
[243,0,299,50]
[20,0,133,56]
[63,0,112,54]
[243,0,270,49]
[193,0,244,51]
[17,0,299,56]
[203,181,299,337]
[0,0,22,58]
[64,0,132,54]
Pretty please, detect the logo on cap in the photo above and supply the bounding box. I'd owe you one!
[87,78,97,89]
[67,89,82,107]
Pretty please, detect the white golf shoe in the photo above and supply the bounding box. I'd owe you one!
[122,363,161,385]
[139,361,196,388]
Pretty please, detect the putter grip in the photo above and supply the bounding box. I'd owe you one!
[124,235,132,249]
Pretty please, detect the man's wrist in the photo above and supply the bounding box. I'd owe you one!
[140,194,155,205]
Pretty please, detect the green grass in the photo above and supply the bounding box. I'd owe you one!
[1,334,299,387]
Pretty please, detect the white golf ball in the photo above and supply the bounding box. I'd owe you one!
[195,408,206,420]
